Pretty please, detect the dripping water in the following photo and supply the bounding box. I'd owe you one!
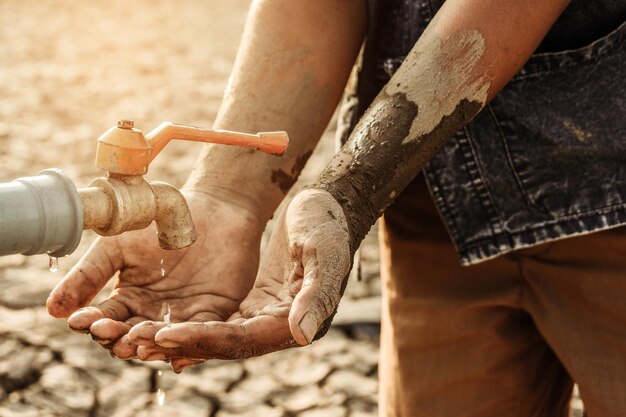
[161,301,171,324]
[155,370,166,406]
[48,256,59,273]
[155,301,171,407]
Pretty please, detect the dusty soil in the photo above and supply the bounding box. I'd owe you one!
[0,1,380,416]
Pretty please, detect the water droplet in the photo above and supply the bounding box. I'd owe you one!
[161,302,171,324]
[152,305,172,406]
[160,258,166,277]
[155,370,165,406]
[48,256,59,273]
[156,388,165,406]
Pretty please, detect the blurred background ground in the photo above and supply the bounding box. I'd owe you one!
[0,1,380,416]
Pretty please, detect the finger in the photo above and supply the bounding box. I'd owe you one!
[90,313,148,340]
[171,358,205,373]
[67,298,131,333]
[128,312,224,346]
[105,316,147,357]
[288,269,325,345]
[47,237,123,318]
[288,228,351,345]
[152,316,296,360]
[128,321,169,347]
[89,318,131,345]
[136,346,168,361]
[112,334,138,359]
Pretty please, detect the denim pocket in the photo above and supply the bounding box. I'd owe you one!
[514,19,626,81]
[491,19,626,219]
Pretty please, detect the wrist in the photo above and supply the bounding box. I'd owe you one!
[180,185,268,236]
[183,146,286,223]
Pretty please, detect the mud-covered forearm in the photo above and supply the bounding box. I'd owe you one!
[313,92,482,254]
[311,0,570,254]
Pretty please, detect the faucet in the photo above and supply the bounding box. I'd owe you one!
[0,120,288,257]
[82,119,288,250]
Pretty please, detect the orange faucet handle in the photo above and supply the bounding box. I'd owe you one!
[252,131,290,154]
[96,120,289,176]
[146,122,289,163]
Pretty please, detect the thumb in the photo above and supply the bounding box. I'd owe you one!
[288,228,351,346]
[46,237,123,318]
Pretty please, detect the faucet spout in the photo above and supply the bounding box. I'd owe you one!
[150,182,197,250]
[79,176,197,250]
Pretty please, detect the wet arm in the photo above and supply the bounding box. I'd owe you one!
[312,0,571,253]
[184,0,366,222]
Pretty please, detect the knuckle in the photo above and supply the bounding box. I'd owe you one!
[288,242,303,260]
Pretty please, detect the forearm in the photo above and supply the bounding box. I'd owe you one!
[311,0,571,253]
[184,0,366,222]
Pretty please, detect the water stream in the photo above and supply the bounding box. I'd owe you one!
[155,258,171,407]
[155,370,166,406]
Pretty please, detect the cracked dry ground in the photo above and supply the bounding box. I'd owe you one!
[0,1,380,416]
[0,1,585,416]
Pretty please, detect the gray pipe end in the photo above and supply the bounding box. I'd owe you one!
[39,169,84,257]
[0,169,84,258]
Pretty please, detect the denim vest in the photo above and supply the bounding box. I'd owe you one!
[338,0,626,265]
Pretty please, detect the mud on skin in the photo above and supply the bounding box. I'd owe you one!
[313,91,482,254]
[307,92,482,340]
[271,150,313,194]
[312,28,489,252]
[299,29,488,340]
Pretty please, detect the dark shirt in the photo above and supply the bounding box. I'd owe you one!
[339,0,626,264]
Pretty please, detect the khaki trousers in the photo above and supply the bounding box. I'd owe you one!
[379,175,626,417]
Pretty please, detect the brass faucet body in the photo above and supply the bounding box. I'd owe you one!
[78,175,196,250]
[80,120,289,250]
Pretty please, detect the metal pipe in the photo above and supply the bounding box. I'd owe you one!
[0,169,83,257]
[78,187,112,230]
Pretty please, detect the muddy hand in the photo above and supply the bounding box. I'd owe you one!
[46,190,263,360]
[128,189,351,371]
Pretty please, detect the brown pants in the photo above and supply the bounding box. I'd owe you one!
[379,175,626,417]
